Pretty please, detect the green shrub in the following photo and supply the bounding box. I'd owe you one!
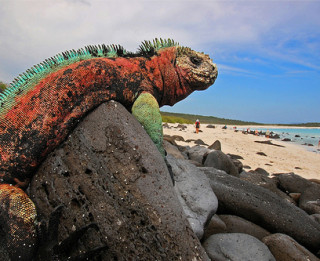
[0,81,8,92]
[161,115,193,124]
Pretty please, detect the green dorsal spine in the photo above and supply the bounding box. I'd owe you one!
[0,38,180,113]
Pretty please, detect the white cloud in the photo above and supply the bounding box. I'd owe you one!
[0,0,319,82]
[218,64,260,77]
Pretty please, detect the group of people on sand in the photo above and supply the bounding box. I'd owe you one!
[245,128,270,138]
[193,121,320,147]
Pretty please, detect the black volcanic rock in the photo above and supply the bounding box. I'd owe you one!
[262,234,319,261]
[194,139,207,145]
[201,167,320,253]
[208,140,221,150]
[254,140,285,147]
[219,215,271,241]
[299,185,320,215]
[187,145,211,165]
[239,170,296,205]
[203,151,239,177]
[30,101,208,260]
[275,172,315,193]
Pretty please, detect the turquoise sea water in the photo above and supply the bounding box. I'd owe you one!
[255,128,320,150]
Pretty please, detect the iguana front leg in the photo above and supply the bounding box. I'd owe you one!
[132,92,165,156]
[0,184,37,260]
[0,184,106,260]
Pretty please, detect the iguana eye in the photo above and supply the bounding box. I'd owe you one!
[190,56,202,65]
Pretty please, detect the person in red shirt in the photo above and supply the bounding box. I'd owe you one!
[195,119,200,134]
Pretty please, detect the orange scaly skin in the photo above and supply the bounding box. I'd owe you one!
[0,48,180,187]
[0,44,217,260]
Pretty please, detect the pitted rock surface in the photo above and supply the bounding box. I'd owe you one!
[29,101,208,260]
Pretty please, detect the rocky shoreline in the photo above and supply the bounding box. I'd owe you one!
[29,101,320,260]
[164,128,320,260]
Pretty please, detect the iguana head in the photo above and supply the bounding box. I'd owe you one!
[157,46,218,106]
[142,39,218,106]
[175,46,218,91]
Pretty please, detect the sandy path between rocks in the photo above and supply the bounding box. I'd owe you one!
[163,123,320,180]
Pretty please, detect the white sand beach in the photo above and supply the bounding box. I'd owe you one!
[163,123,320,180]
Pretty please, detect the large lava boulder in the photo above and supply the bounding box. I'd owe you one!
[30,101,208,260]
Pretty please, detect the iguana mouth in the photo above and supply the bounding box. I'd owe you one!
[193,65,218,90]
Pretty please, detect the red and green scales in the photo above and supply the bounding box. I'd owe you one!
[0,38,217,260]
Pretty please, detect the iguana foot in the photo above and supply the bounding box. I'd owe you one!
[36,205,108,261]
[0,184,37,261]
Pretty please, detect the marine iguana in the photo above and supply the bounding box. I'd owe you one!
[0,38,217,260]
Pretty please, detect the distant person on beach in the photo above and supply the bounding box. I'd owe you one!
[195,119,200,134]
[266,130,270,138]
[222,125,227,129]
[318,139,320,147]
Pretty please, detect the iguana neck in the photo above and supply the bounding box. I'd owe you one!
[154,47,193,107]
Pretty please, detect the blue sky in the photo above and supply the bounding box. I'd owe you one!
[0,0,319,124]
